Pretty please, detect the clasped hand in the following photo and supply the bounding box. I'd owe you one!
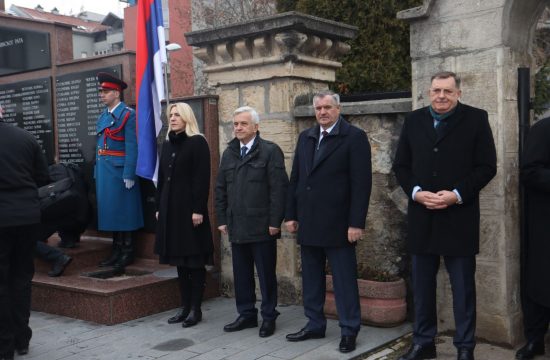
[415,190,457,209]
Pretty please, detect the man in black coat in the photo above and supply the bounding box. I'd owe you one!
[0,104,49,359]
[393,72,497,360]
[215,106,288,338]
[285,91,372,354]
[516,116,550,360]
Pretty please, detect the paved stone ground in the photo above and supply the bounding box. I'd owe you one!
[24,297,411,360]
[21,296,547,360]
[357,333,531,360]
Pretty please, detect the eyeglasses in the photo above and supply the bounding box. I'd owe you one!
[429,88,457,96]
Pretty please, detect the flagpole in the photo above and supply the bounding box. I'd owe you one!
[164,43,182,109]
[163,61,170,108]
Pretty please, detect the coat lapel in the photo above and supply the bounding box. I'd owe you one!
[310,118,347,172]
[434,103,464,144]
[304,126,317,176]
[420,107,438,143]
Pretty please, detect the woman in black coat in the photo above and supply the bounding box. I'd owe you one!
[155,102,213,328]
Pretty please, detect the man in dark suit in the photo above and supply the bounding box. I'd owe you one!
[215,106,288,338]
[516,116,550,360]
[393,71,497,360]
[285,91,372,354]
[0,104,49,360]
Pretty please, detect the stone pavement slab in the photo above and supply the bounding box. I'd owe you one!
[24,297,412,360]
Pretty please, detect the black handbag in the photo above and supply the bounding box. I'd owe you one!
[38,165,79,222]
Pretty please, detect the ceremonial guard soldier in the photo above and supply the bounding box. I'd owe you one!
[95,72,144,269]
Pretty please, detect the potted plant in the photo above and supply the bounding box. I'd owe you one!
[324,265,407,327]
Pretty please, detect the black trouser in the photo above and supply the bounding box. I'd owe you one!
[176,266,206,310]
[301,245,360,336]
[231,241,279,321]
[33,222,81,263]
[35,241,64,263]
[412,254,477,350]
[522,294,550,343]
[0,225,37,358]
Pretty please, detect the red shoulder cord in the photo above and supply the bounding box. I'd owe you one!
[103,111,131,148]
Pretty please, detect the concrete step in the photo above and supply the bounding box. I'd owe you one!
[32,236,220,325]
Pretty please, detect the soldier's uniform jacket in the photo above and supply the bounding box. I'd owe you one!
[94,101,143,231]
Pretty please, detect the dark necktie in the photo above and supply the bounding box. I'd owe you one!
[318,130,329,149]
[240,146,247,159]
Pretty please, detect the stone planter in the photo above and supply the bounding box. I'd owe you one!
[324,275,407,327]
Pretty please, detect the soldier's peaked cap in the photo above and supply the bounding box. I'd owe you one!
[97,72,127,91]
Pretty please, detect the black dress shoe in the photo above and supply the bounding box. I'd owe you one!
[48,255,72,277]
[259,320,276,337]
[182,309,202,327]
[398,343,437,360]
[286,328,325,342]
[516,340,545,360]
[457,348,474,360]
[223,316,258,332]
[167,308,190,324]
[339,335,356,353]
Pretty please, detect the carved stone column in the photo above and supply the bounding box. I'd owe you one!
[185,12,357,302]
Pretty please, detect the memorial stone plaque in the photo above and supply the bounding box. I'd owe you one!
[0,26,51,76]
[55,65,122,168]
[0,78,54,163]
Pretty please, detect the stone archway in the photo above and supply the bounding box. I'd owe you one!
[399,0,549,346]
[503,0,549,55]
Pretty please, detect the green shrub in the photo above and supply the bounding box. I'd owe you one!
[277,0,423,93]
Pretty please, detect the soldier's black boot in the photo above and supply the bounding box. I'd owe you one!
[113,231,135,270]
[182,268,206,328]
[99,232,122,267]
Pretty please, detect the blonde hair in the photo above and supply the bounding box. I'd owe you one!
[166,102,202,139]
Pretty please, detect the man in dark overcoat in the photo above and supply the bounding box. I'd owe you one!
[0,104,49,359]
[284,91,372,354]
[215,106,288,338]
[95,72,143,270]
[516,116,550,360]
[393,71,497,360]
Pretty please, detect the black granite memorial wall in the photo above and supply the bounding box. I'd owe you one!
[0,77,54,163]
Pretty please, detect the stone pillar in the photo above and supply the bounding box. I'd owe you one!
[398,0,547,345]
[185,12,357,302]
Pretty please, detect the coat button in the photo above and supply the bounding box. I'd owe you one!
[168,164,172,168]
[433,147,439,152]
[167,176,171,181]
[432,171,437,177]
[306,186,311,190]
[172,153,176,157]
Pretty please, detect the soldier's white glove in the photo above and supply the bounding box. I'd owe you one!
[123,179,135,189]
